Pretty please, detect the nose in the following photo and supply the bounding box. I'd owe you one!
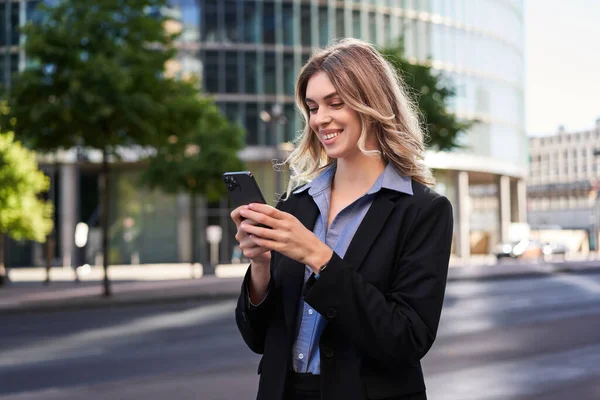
[313,108,332,127]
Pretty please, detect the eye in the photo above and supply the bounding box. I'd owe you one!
[308,107,318,114]
[330,103,343,108]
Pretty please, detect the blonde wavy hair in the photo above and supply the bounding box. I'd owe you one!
[283,38,434,198]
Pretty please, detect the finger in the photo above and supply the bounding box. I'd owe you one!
[244,246,270,259]
[240,208,279,229]
[241,222,278,240]
[239,239,269,257]
[240,217,262,227]
[248,235,280,253]
[248,203,284,220]
[230,205,249,226]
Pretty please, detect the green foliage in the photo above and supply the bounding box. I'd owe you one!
[140,96,246,202]
[6,0,178,150]
[0,131,53,242]
[382,42,473,151]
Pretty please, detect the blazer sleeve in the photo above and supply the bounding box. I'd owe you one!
[303,195,453,367]
[234,197,289,354]
[234,262,277,354]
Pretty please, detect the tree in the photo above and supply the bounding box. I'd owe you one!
[382,42,473,151]
[0,129,53,286]
[140,93,245,273]
[6,0,200,295]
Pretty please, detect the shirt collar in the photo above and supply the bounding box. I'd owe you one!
[293,163,336,196]
[367,162,414,196]
[293,162,413,196]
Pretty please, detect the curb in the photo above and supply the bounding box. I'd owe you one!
[2,264,600,315]
[446,264,600,282]
[0,292,240,316]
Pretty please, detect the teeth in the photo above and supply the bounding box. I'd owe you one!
[324,132,340,140]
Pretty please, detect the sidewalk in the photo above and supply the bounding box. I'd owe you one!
[1,258,600,315]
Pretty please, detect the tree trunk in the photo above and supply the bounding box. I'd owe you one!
[0,233,5,286]
[44,163,57,285]
[101,147,112,296]
[190,193,197,278]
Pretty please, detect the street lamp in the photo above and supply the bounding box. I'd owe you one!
[260,104,288,196]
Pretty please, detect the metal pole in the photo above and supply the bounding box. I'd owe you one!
[273,121,282,197]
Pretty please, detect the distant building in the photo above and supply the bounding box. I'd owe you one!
[527,119,600,245]
[1,0,527,266]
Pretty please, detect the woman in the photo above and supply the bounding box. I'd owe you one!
[231,38,453,400]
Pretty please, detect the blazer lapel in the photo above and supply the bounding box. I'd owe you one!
[343,189,403,271]
[280,193,319,332]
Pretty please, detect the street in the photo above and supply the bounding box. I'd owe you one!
[1,273,600,400]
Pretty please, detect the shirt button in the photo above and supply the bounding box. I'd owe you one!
[298,353,304,360]
[308,309,314,315]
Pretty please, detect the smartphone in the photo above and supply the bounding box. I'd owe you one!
[222,171,266,209]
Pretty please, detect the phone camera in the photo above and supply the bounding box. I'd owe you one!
[225,176,239,192]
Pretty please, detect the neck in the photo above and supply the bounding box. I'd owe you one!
[333,153,386,193]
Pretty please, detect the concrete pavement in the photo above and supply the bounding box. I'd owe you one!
[1,258,600,314]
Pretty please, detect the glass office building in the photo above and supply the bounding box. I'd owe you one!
[169,0,528,257]
[1,0,527,265]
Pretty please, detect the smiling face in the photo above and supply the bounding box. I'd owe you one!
[304,71,364,161]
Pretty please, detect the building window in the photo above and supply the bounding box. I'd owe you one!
[284,104,297,142]
[300,5,312,47]
[383,14,391,46]
[224,0,240,43]
[283,53,295,95]
[244,51,257,94]
[243,1,259,44]
[218,102,236,125]
[202,0,219,42]
[336,8,345,38]
[0,56,5,83]
[282,3,294,46]
[318,6,329,46]
[369,12,377,43]
[26,1,45,24]
[225,52,239,93]
[352,10,361,38]
[245,103,260,145]
[264,51,276,95]
[10,4,19,46]
[262,2,276,45]
[202,51,220,93]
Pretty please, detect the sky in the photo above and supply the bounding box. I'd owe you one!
[525,0,600,136]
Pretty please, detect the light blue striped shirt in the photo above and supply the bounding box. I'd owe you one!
[290,162,413,374]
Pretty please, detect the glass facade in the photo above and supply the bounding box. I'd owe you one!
[2,0,526,264]
[165,0,525,169]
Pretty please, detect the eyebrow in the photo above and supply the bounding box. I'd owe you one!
[305,92,340,103]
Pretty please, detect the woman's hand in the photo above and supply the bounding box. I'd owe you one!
[231,205,271,268]
[239,203,333,274]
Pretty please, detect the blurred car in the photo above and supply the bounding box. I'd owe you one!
[495,239,544,261]
[542,242,568,259]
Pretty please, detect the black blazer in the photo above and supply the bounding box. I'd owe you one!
[235,180,454,400]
